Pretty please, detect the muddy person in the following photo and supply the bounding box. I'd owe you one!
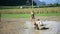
[30,10,35,28]
[35,19,49,30]
[34,19,44,29]
[31,10,35,20]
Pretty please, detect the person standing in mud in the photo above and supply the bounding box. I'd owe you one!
[31,10,35,28]
[31,10,35,20]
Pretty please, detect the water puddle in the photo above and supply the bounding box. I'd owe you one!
[23,21,60,34]
[0,20,60,34]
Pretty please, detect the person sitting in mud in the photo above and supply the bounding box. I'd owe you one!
[34,19,44,30]
[34,19,49,30]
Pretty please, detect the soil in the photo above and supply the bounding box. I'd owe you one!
[0,16,60,34]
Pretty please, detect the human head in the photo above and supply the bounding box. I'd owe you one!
[31,10,34,13]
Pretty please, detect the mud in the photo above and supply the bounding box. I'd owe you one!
[0,18,60,34]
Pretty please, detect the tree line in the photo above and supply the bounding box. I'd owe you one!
[0,0,36,6]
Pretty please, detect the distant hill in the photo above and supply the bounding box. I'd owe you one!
[56,0,60,4]
[34,0,46,6]
[34,0,60,6]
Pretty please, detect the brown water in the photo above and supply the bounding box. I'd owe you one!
[25,21,60,34]
[0,18,60,34]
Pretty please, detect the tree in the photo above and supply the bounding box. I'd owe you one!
[0,0,36,6]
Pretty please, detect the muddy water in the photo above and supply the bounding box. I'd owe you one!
[0,18,60,34]
[25,21,60,34]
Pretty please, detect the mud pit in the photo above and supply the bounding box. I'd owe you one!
[0,18,60,34]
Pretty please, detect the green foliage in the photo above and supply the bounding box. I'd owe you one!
[1,14,30,18]
[0,0,36,6]
[47,3,60,7]
[1,13,60,18]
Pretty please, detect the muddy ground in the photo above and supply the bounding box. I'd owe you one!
[0,16,60,34]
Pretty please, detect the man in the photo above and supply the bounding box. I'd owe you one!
[35,19,49,30]
[31,10,35,28]
[34,19,44,30]
[31,10,35,20]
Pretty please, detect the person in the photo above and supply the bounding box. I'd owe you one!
[35,19,49,30]
[31,10,35,20]
[34,19,44,30]
[30,10,49,30]
[30,10,35,28]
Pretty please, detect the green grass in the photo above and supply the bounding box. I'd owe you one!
[1,13,60,18]
[1,14,30,18]
[36,13,60,16]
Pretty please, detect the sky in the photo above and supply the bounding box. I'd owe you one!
[33,0,60,6]
[38,0,60,4]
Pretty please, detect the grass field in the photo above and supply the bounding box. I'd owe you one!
[0,7,60,14]
[0,7,60,18]
[1,13,60,18]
